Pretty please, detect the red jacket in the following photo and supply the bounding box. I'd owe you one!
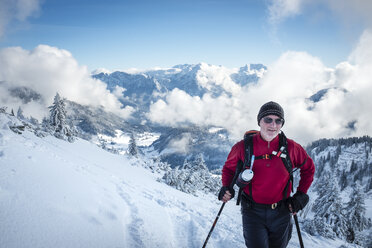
[222,132,315,204]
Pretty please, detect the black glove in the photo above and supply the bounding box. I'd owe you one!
[286,191,309,213]
[218,186,235,201]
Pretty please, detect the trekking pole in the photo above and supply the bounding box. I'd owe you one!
[202,202,226,248]
[293,214,304,248]
[202,160,244,248]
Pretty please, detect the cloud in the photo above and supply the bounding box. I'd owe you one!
[0,45,133,120]
[147,87,249,141]
[112,86,127,99]
[0,0,41,38]
[267,0,372,28]
[163,133,192,155]
[267,0,304,25]
[196,63,240,94]
[326,0,372,27]
[147,30,372,145]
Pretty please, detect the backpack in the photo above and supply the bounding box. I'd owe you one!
[235,130,294,205]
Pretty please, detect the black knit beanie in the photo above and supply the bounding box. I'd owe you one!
[257,101,285,126]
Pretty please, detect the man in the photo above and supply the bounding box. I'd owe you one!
[219,101,315,248]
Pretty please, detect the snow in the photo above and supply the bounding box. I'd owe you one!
[96,130,160,155]
[136,131,161,146]
[91,68,112,75]
[366,197,372,219]
[208,127,224,133]
[0,113,360,248]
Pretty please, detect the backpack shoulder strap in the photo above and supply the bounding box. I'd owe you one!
[243,130,256,168]
[236,130,257,205]
[278,132,294,200]
[278,132,292,172]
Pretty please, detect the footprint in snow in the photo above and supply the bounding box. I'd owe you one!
[116,184,145,248]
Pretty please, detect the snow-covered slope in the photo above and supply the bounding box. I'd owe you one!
[0,113,358,247]
[0,113,244,248]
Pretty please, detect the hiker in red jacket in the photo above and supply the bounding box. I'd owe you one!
[219,101,315,248]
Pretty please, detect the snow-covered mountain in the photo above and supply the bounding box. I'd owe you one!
[91,63,267,168]
[0,112,365,248]
[92,63,265,118]
[93,63,266,98]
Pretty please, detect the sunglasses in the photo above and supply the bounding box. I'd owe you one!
[263,117,284,125]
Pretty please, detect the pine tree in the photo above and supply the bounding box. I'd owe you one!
[312,174,348,239]
[350,160,358,172]
[315,156,325,178]
[182,154,207,172]
[127,132,139,157]
[312,171,331,199]
[339,170,348,190]
[312,216,336,239]
[181,158,192,170]
[326,151,331,161]
[366,177,372,193]
[344,183,371,243]
[99,137,107,150]
[48,93,74,141]
[17,107,25,120]
[163,154,220,195]
[194,153,208,171]
[335,144,342,159]
[29,116,39,126]
[163,168,181,187]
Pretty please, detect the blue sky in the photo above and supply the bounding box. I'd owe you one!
[0,0,368,70]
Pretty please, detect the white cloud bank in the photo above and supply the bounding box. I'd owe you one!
[0,45,133,120]
[148,30,372,145]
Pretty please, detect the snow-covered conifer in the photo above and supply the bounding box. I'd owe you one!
[127,132,139,157]
[0,106,7,113]
[344,183,371,243]
[17,107,25,120]
[163,154,220,195]
[339,171,348,190]
[312,216,336,239]
[48,93,75,142]
[29,116,39,126]
[181,158,192,170]
[194,153,207,171]
[312,174,348,239]
[350,160,358,172]
[366,178,372,193]
[163,168,183,189]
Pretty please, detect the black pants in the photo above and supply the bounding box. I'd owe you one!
[241,199,292,248]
